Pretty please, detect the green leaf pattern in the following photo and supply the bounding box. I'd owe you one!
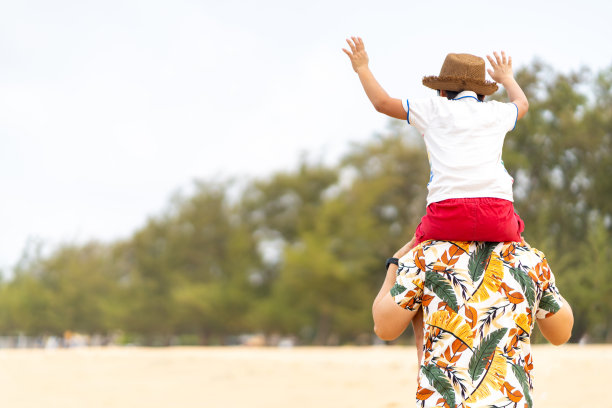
[388,241,566,407]
[510,267,536,309]
[467,242,496,282]
[538,291,561,314]
[422,364,456,408]
[468,328,508,381]
[425,272,458,312]
[512,364,534,408]
[390,283,407,297]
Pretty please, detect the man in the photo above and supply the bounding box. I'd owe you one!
[373,239,573,407]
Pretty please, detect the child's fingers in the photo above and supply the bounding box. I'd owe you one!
[346,38,356,52]
[356,36,364,49]
[487,68,494,77]
[486,55,497,68]
[494,51,502,65]
[342,48,352,57]
[501,51,507,64]
[508,55,512,67]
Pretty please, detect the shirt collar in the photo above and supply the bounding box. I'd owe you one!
[453,90,480,102]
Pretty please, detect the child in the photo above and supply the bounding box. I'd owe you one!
[342,37,528,245]
[343,36,529,365]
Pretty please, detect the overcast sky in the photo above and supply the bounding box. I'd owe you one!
[1,0,611,271]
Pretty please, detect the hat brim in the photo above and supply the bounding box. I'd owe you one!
[422,75,498,96]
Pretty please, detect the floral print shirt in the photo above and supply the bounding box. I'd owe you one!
[393,240,564,408]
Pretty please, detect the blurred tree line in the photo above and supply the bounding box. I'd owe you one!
[2,61,611,345]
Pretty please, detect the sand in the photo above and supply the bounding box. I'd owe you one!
[0,344,607,407]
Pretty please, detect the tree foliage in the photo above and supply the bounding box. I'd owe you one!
[3,62,612,344]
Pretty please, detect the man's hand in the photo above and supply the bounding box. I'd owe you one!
[342,36,369,73]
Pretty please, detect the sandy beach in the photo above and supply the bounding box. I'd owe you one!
[0,344,607,408]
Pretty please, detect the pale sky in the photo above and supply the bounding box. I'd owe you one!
[1,0,611,271]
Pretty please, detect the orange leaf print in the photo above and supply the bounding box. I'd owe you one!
[416,387,435,400]
[432,263,448,272]
[398,291,418,309]
[436,397,451,408]
[507,291,525,304]
[444,339,468,363]
[441,245,464,267]
[539,258,551,281]
[437,302,455,314]
[528,270,538,282]
[422,294,435,307]
[501,243,516,262]
[526,308,534,327]
[499,283,525,304]
[451,241,471,253]
[525,353,534,373]
[444,304,455,314]
[464,305,478,329]
[505,332,520,353]
[452,338,468,353]
[425,329,440,351]
[502,381,523,403]
[415,247,426,271]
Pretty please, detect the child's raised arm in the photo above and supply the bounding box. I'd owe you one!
[343,37,406,120]
[487,51,529,120]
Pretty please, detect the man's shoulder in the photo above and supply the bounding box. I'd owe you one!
[504,240,547,263]
[417,240,546,263]
[412,240,552,287]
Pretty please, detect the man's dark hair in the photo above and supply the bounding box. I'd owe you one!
[439,90,485,102]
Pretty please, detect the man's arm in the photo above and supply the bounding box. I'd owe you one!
[536,298,574,345]
[486,51,529,120]
[343,37,406,120]
[372,237,418,340]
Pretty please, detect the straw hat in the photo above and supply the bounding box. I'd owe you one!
[422,53,498,96]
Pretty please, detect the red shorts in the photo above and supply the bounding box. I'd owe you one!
[415,197,524,244]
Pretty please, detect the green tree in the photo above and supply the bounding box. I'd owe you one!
[119,181,261,344]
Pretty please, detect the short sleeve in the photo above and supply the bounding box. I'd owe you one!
[406,98,437,133]
[535,261,564,320]
[391,253,425,311]
[490,101,518,132]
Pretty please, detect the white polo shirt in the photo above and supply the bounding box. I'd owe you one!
[402,91,518,206]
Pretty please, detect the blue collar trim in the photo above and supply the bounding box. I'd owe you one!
[453,95,481,102]
[452,90,481,102]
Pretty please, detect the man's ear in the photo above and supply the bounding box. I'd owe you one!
[439,90,447,97]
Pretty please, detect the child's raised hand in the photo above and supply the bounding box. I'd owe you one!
[486,51,514,84]
[342,36,369,73]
